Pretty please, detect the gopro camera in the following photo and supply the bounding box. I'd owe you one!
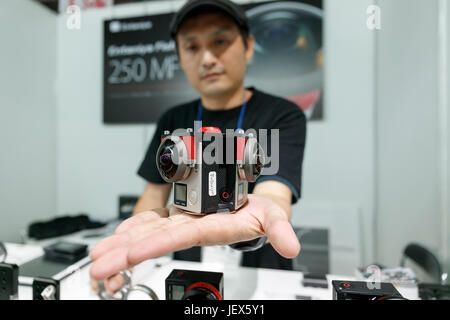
[165,269,224,300]
[332,280,406,300]
[156,127,264,214]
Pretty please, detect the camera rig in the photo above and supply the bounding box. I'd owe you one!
[156,127,264,214]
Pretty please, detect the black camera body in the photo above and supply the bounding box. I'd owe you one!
[156,127,264,214]
[165,269,224,300]
[332,280,406,300]
[0,263,19,300]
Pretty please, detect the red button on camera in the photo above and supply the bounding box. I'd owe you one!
[342,283,351,288]
[222,192,229,199]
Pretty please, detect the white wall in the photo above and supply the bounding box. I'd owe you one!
[291,0,376,273]
[0,0,57,242]
[375,0,444,268]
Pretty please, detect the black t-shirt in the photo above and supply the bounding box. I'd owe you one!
[138,87,307,204]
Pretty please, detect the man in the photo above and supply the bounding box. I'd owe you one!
[90,0,306,293]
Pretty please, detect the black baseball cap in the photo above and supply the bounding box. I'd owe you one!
[169,0,249,40]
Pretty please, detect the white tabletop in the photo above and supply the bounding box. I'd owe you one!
[5,218,419,300]
[14,256,419,300]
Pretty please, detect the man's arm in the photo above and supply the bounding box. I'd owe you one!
[133,182,172,215]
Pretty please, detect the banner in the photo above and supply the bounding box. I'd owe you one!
[103,0,323,124]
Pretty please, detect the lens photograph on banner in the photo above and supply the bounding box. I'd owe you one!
[244,0,323,120]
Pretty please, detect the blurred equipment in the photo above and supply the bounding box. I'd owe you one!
[28,214,106,240]
[166,269,224,300]
[119,195,139,220]
[98,269,159,300]
[43,241,88,263]
[302,273,328,289]
[19,250,91,285]
[293,227,329,274]
[356,265,419,286]
[173,247,202,263]
[0,242,7,263]
[332,280,406,300]
[400,243,444,284]
[0,263,19,300]
[418,283,450,300]
[32,278,60,300]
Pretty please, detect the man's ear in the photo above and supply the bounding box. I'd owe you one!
[245,35,255,63]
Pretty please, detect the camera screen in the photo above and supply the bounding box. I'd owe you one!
[175,184,187,202]
[238,183,244,195]
[172,285,185,300]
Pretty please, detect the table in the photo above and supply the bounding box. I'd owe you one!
[12,255,418,300]
[4,219,419,300]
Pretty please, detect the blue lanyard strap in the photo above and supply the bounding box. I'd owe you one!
[196,91,247,130]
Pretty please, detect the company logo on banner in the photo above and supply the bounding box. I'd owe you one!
[109,20,153,33]
[59,0,112,13]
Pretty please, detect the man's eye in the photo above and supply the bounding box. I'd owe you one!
[216,39,228,46]
[186,45,198,51]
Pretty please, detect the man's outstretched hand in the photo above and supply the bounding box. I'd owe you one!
[89,194,300,284]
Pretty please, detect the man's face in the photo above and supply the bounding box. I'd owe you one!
[176,12,254,98]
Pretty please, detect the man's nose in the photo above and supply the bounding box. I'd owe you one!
[201,50,217,69]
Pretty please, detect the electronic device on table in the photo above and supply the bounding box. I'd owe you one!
[166,269,224,300]
[332,280,407,300]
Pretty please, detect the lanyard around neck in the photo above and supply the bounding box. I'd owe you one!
[196,90,247,130]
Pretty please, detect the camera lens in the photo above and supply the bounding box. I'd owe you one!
[182,287,219,300]
[156,136,191,183]
[253,152,264,176]
[249,145,264,180]
[158,140,178,181]
[239,138,265,183]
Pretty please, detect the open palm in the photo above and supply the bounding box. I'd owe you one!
[89,194,300,282]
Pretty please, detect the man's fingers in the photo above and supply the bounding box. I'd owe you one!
[114,209,168,234]
[128,213,258,266]
[89,232,131,261]
[90,216,175,261]
[90,214,198,279]
[263,209,300,259]
[127,221,202,265]
[90,212,163,261]
[90,278,99,292]
[90,246,130,281]
[104,273,126,295]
